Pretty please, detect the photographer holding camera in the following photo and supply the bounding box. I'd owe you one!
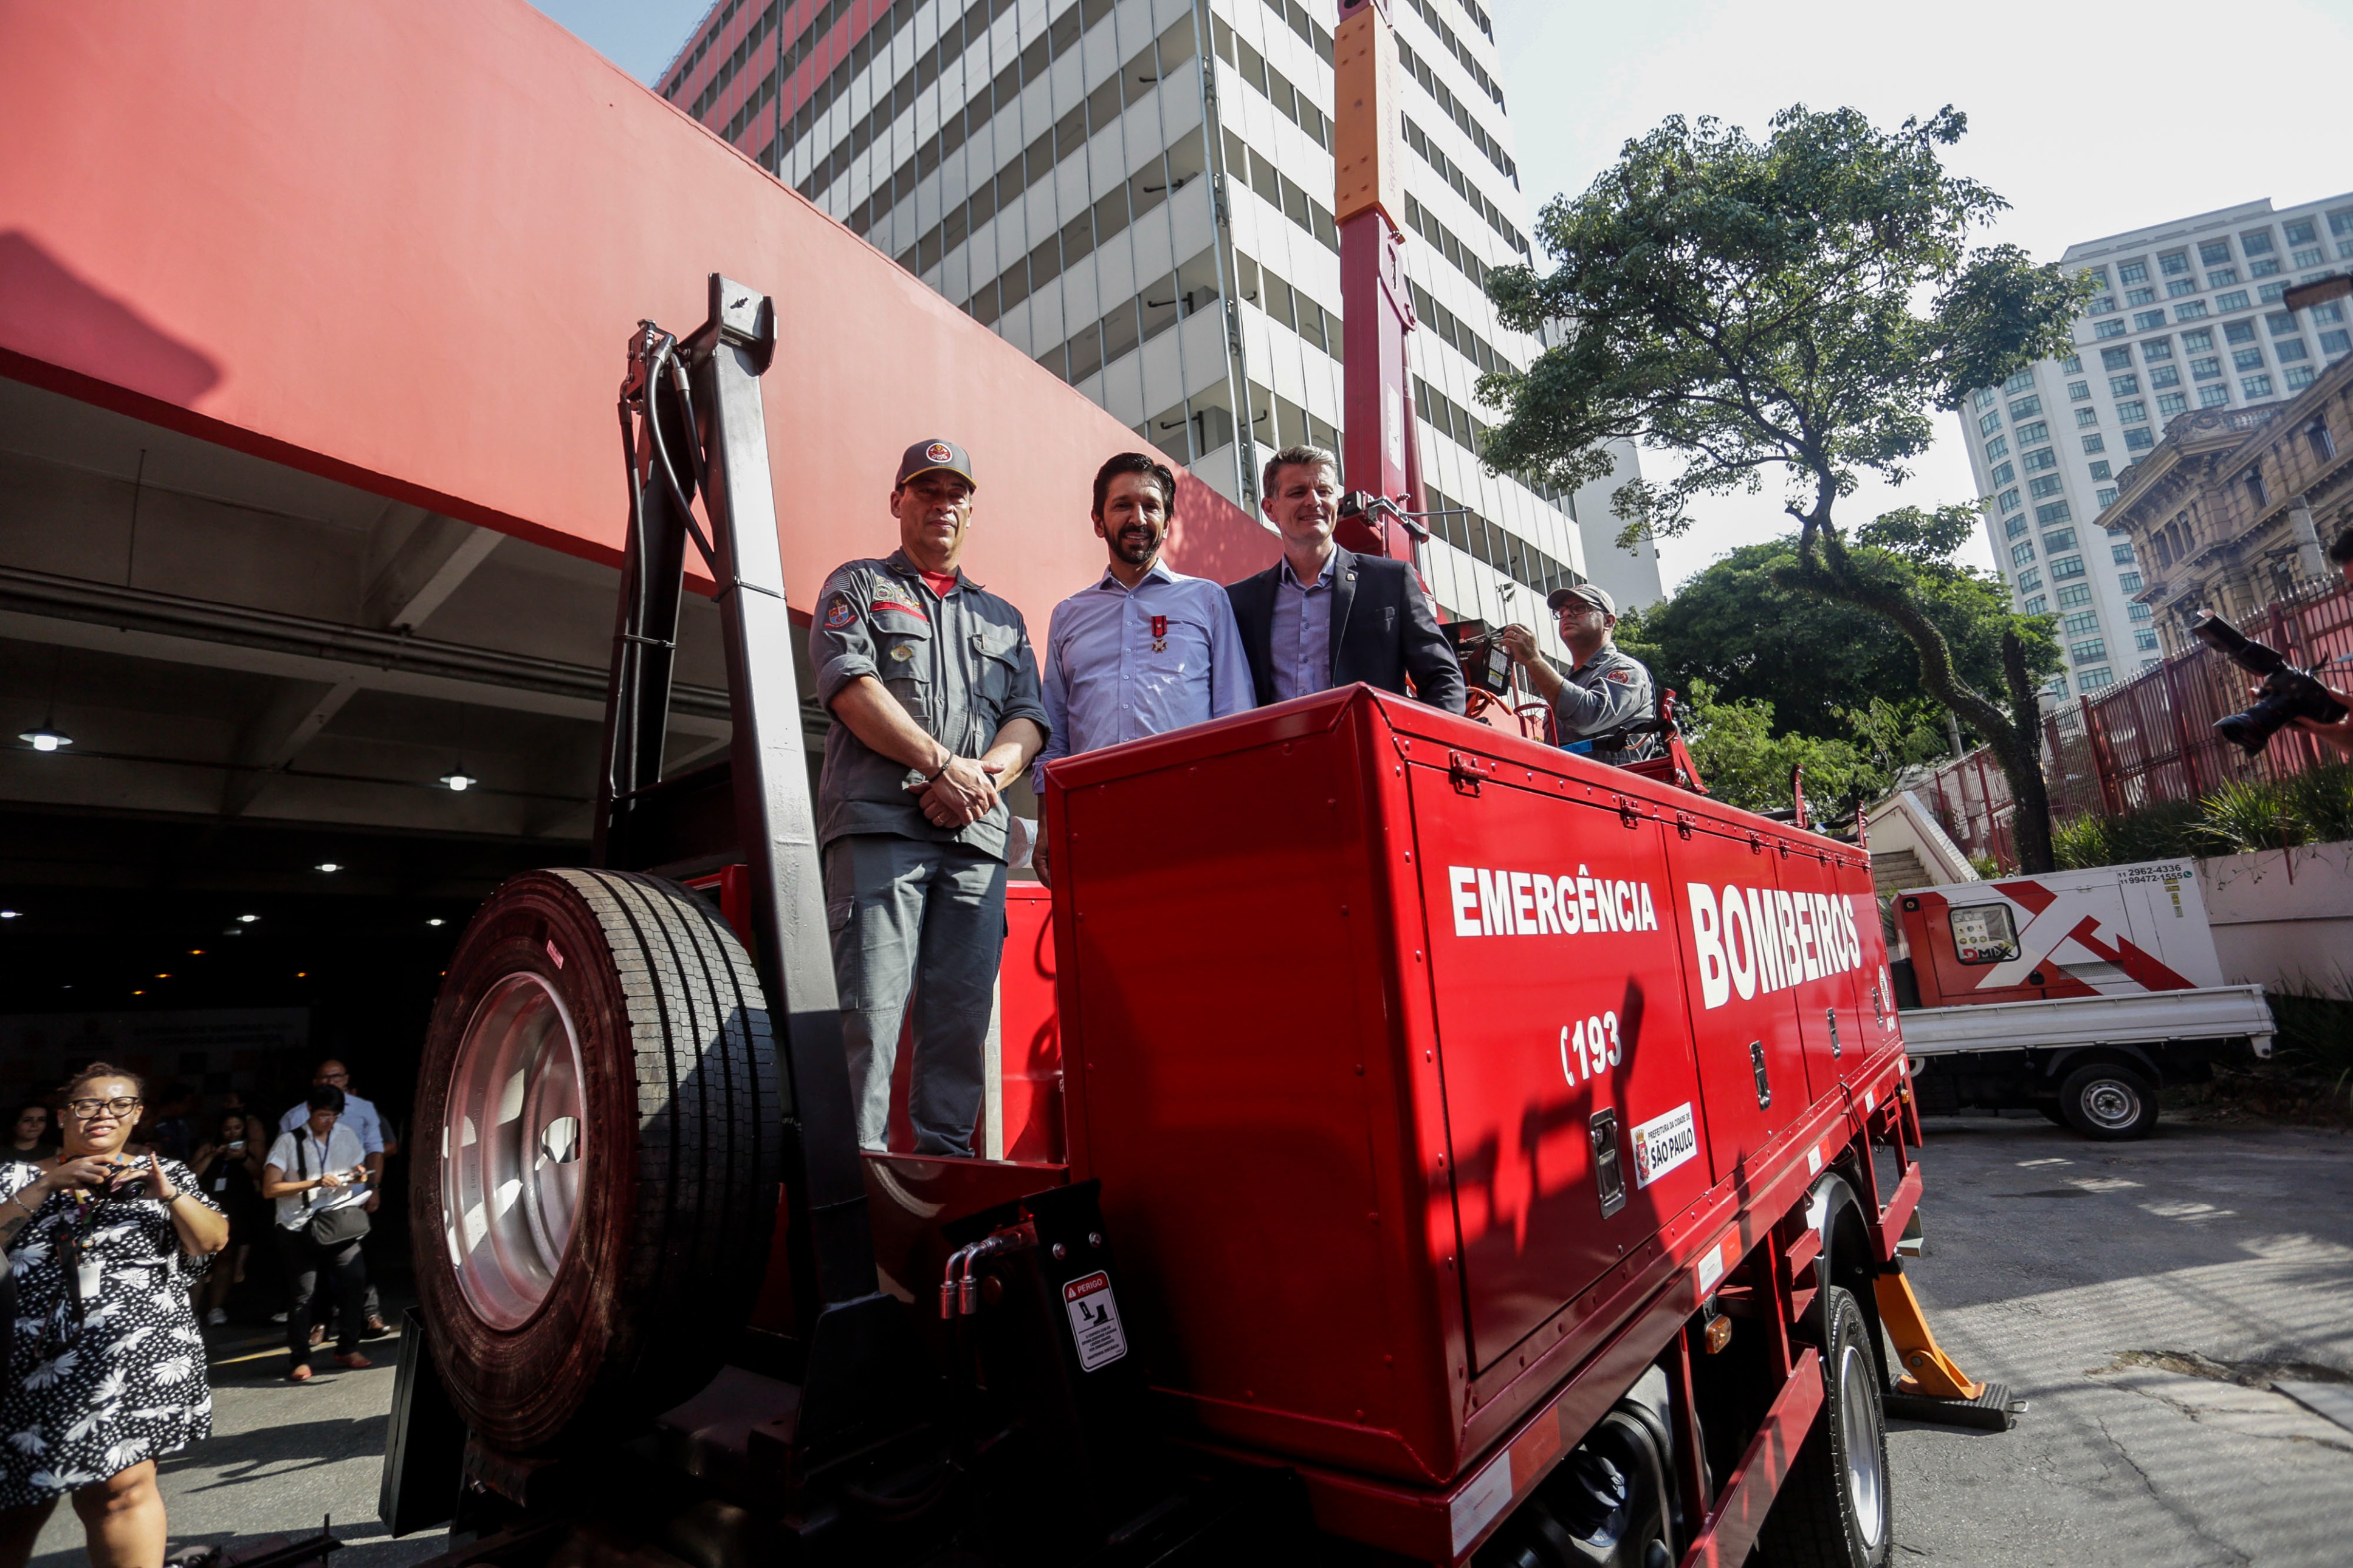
[1500,584,1659,765]
[0,1063,227,1568]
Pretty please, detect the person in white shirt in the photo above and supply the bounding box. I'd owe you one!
[262,1088,373,1382]
[277,1058,391,1336]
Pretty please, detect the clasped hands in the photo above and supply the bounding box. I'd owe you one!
[907,751,1006,829]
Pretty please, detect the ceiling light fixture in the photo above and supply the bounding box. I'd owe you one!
[237,914,259,923]
[315,861,343,873]
[439,772,477,792]
[18,728,71,752]
[426,917,447,927]
[0,910,20,920]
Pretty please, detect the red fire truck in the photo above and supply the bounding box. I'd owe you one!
[374,259,2002,1568]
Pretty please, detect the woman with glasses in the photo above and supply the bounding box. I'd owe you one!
[0,1063,228,1568]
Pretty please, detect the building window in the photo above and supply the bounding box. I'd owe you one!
[1998,487,2022,513]
[2199,239,2233,266]
[2135,629,2160,651]
[2142,337,2174,361]
[2037,502,2073,528]
[2090,460,2113,481]
[2023,595,2049,614]
[2046,674,2070,697]
[2030,474,2065,498]
[2076,407,2101,428]
[2089,295,2118,317]
[2101,346,2134,371]
[2174,300,2209,321]
[2015,419,2050,445]
[2070,638,2107,663]
[2022,447,2058,473]
[2127,597,2151,617]
[2216,290,2251,312]
[2004,370,2035,394]
[2250,259,2283,281]
[2082,432,2107,454]
[1990,460,2016,485]
[2208,267,2240,287]
[2284,219,2318,247]
[2125,427,2157,450]
[2149,365,2182,390]
[2266,311,2301,338]
[2084,265,2112,289]
[2063,610,2101,636]
[2232,347,2267,372]
[2199,384,2231,408]
[2097,486,2119,508]
[1984,434,2010,461]
[2166,278,2199,298]
[1978,410,2002,436]
[2069,380,2092,400]
[1973,386,1998,410]
[2010,541,2036,567]
[2116,399,2148,423]
[2079,666,2115,690]
[2160,250,2191,276]
[2322,329,2352,356]
[2240,230,2275,256]
[2311,420,2340,463]
[2056,583,2093,609]
[2118,259,2150,284]
[2005,514,2030,539]
[2109,374,2140,397]
[2133,310,2167,331]
[2008,395,2042,420]
[2059,355,2083,373]
[2018,567,2044,592]
[2182,327,2216,351]
[2096,319,2127,340]
[2242,374,2275,399]
[2128,291,2158,311]
[2315,302,2346,324]
[2292,248,2326,270]
[2157,392,2188,417]
[2112,544,2137,566]
[2191,355,2222,380]
[2278,338,2310,361]
[2284,365,2317,391]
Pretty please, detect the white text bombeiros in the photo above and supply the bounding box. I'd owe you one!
[1686,883,1864,1009]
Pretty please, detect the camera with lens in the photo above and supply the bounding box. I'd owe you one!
[2190,611,2348,755]
[1441,619,1514,697]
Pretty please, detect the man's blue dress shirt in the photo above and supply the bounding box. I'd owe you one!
[1269,550,1337,702]
[1033,560,1254,791]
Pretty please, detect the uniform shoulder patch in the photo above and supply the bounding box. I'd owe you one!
[823,595,856,631]
[1604,669,1635,684]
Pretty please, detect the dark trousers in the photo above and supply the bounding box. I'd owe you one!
[276,1227,365,1364]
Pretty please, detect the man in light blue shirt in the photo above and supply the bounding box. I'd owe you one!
[1032,453,1253,880]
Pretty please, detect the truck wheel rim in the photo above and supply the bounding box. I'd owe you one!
[441,971,588,1330]
[2083,1080,2140,1129]
[1838,1341,1886,1548]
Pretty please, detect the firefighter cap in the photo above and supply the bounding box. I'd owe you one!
[896,437,977,491]
[1547,581,1616,617]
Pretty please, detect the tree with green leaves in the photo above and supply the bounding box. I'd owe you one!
[1480,106,2089,871]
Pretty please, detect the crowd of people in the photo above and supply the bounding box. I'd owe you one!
[809,439,1658,1162]
[0,1056,399,1567]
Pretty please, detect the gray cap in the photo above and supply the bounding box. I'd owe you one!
[1547,581,1616,617]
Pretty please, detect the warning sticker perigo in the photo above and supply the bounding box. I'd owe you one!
[1062,1270,1129,1372]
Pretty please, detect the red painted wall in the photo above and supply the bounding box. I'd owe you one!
[0,0,1277,625]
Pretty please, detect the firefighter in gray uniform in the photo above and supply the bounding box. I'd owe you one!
[809,439,1048,1157]
[1500,582,1659,765]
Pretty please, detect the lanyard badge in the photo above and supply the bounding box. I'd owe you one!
[1150,614,1167,653]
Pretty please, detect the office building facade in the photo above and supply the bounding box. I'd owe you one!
[658,0,1663,645]
[1956,192,2353,696]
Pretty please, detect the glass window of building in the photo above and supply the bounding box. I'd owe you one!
[2240,230,2275,256]
[2116,399,2147,422]
[2082,433,2106,454]
[2096,319,2127,339]
[2125,427,2156,450]
[2241,374,2274,398]
[2069,380,2091,400]
[2101,346,2134,371]
[2174,300,2209,320]
[2109,374,2140,396]
[2216,290,2251,311]
[2158,392,2188,416]
[2089,460,2112,479]
[2225,319,2259,344]
[2056,583,2093,609]
[2199,239,2233,266]
[2199,384,2231,408]
[1984,433,2009,459]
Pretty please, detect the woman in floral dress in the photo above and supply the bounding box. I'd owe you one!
[0,1064,228,1568]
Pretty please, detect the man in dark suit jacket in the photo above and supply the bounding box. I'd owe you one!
[1226,446,1467,713]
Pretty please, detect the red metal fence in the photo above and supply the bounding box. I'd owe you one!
[1920,575,2353,869]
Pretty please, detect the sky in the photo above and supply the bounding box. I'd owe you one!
[1488,0,2353,592]
[533,0,2353,593]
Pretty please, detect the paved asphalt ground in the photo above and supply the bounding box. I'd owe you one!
[30,1114,2350,1567]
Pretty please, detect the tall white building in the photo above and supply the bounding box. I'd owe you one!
[1957,192,2353,697]
[657,0,1663,647]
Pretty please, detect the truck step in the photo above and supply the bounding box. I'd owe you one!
[1884,1380,2024,1431]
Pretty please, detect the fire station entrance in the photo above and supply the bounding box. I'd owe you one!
[0,371,788,1209]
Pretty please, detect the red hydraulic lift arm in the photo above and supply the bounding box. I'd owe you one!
[1332,0,1424,563]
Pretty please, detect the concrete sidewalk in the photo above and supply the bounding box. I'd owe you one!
[29,1320,447,1568]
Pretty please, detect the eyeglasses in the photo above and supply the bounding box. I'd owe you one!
[65,1097,143,1118]
[315,1073,349,1084]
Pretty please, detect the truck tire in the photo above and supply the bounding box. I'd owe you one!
[2058,1063,2157,1142]
[411,868,780,1452]
[1757,1287,1891,1568]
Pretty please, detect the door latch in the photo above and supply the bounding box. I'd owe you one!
[1589,1109,1626,1219]
[1825,1008,1842,1059]
[1750,1041,1772,1109]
